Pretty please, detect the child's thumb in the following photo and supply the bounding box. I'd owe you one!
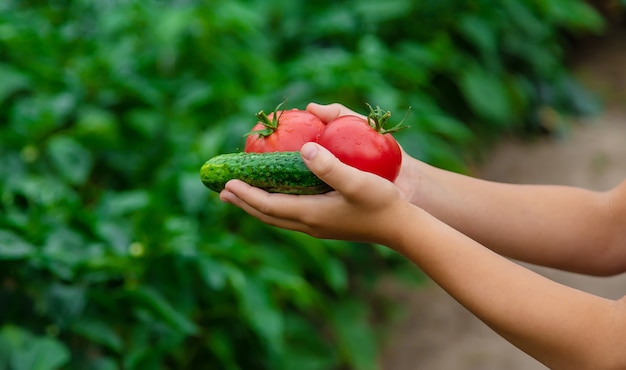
[300,142,353,190]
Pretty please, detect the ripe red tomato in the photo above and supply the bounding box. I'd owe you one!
[317,107,405,182]
[244,108,325,153]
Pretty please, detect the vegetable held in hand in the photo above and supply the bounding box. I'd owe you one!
[317,104,407,182]
[244,102,325,153]
[200,151,332,195]
[200,103,406,196]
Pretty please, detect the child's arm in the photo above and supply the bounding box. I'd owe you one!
[307,102,626,276]
[220,144,626,370]
[220,142,626,369]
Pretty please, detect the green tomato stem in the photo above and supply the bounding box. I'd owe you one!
[245,100,289,138]
[366,103,409,135]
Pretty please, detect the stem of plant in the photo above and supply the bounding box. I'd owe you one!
[366,103,409,135]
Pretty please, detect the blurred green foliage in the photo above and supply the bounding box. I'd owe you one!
[0,0,607,369]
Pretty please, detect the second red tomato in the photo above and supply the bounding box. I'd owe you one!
[317,114,403,182]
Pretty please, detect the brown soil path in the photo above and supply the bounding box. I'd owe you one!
[379,30,626,370]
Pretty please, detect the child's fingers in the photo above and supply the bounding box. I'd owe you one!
[222,179,329,223]
[306,102,365,123]
[220,181,309,231]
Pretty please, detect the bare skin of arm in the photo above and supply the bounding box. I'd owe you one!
[219,103,626,369]
[307,103,626,276]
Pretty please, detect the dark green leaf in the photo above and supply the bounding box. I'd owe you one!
[129,287,198,336]
[41,283,86,328]
[457,15,497,56]
[72,319,123,353]
[47,135,93,186]
[235,278,284,353]
[329,301,378,370]
[196,256,228,290]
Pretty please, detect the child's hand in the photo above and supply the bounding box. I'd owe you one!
[306,102,365,123]
[219,142,412,245]
[306,102,421,204]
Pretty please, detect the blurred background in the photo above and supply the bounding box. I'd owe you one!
[0,1,624,369]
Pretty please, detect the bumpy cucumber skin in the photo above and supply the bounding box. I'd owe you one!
[200,151,332,195]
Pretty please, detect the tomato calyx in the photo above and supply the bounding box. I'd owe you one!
[366,103,409,135]
[245,101,287,138]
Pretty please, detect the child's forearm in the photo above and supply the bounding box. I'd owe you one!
[390,205,626,369]
[410,159,626,275]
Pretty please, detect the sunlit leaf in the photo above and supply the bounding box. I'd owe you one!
[324,257,348,292]
[0,230,34,260]
[196,255,228,290]
[0,63,29,103]
[97,190,151,217]
[178,171,206,215]
[0,326,70,370]
[459,64,513,124]
[540,0,605,31]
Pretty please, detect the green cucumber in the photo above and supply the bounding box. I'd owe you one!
[200,151,332,195]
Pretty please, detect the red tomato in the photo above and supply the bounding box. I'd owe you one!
[244,108,325,153]
[317,107,405,182]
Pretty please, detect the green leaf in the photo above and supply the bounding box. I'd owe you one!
[0,230,34,260]
[42,283,87,328]
[278,314,337,370]
[89,357,119,370]
[353,0,412,23]
[257,265,316,309]
[235,278,284,354]
[97,190,151,217]
[174,82,214,113]
[13,338,70,370]
[324,257,348,292]
[129,287,198,336]
[204,330,240,370]
[329,302,378,370]
[164,215,199,252]
[0,63,29,103]
[74,107,120,148]
[41,228,93,279]
[459,64,513,124]
[178,171,206,215]
[541,0,605,31]
[95,220,131,255]
[457,15,497,56]
[196,256,228,290]
[0,325,70,370]
[9,94,75,138]
[416,114,473,143]
[47,135,93,186]
[72,319,123,353]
